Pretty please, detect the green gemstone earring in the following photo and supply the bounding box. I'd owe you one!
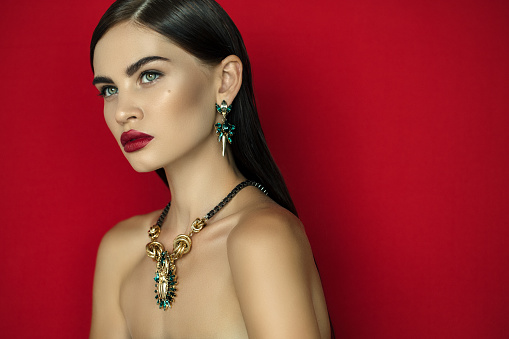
[214,100,235,157]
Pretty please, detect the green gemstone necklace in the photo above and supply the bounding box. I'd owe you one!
[145,180,267,310]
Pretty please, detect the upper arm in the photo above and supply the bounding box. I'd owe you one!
[227,210,321,339]
[89,225,131,339]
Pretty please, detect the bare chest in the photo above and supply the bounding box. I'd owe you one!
[119,231,247,339]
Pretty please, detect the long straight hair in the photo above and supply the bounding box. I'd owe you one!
[90,0,297,216]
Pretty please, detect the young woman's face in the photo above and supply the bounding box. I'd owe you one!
[93,22,219,172]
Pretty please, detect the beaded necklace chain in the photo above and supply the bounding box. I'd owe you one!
[145,180,268,310]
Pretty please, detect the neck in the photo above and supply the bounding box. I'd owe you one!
[162,141,244,234]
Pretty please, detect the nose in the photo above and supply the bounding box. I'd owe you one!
[115,95,144,125]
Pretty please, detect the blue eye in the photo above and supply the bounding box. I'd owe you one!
[100,86,118,98]
[141,71,160,83]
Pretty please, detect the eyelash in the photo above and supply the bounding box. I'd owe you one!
[98,86,117,98]
[97,70,163,98]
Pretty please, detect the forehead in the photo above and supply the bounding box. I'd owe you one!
[93,22,198,75]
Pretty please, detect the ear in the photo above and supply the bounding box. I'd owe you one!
[216,55,243,104]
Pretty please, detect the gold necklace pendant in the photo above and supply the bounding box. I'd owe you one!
[154,251,177,310]
[146,219,203,310]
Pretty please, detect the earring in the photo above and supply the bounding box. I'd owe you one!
[214,100,235,157]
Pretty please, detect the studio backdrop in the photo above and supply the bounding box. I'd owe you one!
[0,0,508,338]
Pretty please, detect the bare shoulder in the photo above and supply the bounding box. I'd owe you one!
[227,202,311,261]
[90,209,162,339]
[99,210,161,251]
[226,202,323,339]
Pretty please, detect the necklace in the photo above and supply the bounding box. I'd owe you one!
[145,180,267,310]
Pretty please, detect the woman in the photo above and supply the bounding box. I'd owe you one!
[90,0,332,338]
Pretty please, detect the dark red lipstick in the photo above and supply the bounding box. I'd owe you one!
[121,130,154,153]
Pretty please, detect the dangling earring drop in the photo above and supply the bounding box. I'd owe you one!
[214,100,235,157]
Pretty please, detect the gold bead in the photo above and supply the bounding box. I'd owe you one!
[146,241,165,260]
[173,234,192,258]
[191,218,206,233]
[148,225,161,241]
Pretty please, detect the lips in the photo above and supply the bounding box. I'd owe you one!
[120,130,154,153]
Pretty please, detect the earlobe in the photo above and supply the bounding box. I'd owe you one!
[217,55,243,103]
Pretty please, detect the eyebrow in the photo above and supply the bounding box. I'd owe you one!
[92,56,170,85]
[92,76,114,86]
[126,56,170,77]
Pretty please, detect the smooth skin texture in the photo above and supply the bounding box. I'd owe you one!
[90,22,330,339]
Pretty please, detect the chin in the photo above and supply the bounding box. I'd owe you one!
[131,164,159,173]
[124,154,166,173]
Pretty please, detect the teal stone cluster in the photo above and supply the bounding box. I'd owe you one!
[216,102,232,115]
[154,251,177,310]
[215,121,235,144]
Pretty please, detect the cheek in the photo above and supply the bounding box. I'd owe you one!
[155,75,215,136]
[103,104,120,140]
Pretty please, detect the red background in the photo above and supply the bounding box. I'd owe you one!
[1,0,508,338]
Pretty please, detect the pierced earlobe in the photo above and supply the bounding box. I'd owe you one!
[214,100,235,157]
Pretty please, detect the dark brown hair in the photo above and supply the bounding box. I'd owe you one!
[90,0,297,215]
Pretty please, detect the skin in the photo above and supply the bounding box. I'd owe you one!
[90,21,331,339]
